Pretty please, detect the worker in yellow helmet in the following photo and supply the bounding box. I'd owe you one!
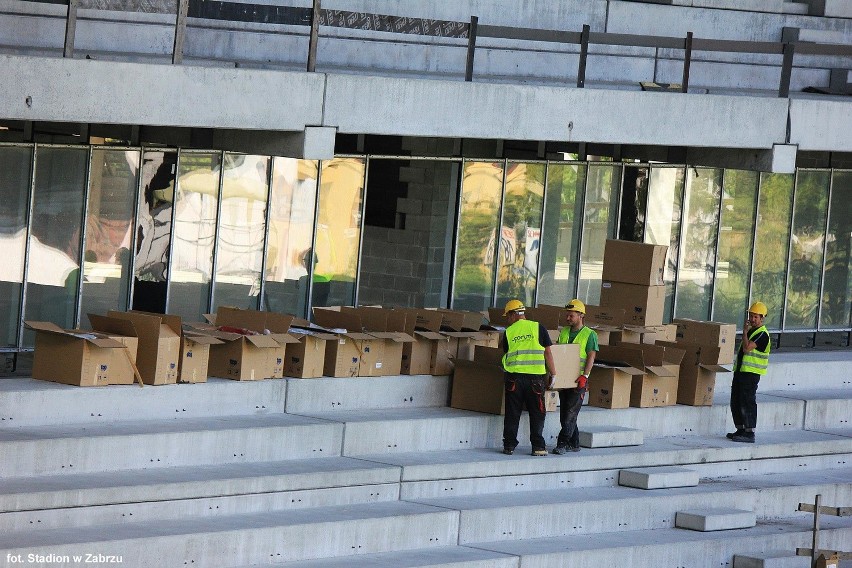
[500,299,557,457]
[552,299,598,454]
[727,301,771,443]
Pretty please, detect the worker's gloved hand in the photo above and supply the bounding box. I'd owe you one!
[547,375,556,389]
[576,375,588,389]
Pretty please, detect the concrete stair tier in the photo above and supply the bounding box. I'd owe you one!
[0,350,850,567]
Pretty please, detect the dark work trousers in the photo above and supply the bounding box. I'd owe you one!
[556,387,585,449]
[503,372,547,451]
[730,371,760,429]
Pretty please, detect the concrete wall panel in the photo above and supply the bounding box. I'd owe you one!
[789,98,852,152]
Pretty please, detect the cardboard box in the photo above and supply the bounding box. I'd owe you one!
[589,324,620,346]
[587,363,643,409]
[597,343,684,408]
[600,282,666,326]
[673,319,737,364]
[206,330,281,381]
[87,314,141,385]
[549,343,581,388]
[106,310,181,385]
[525,305,566,330]
[401,331,444,375]
[544,389,560,412]
[602,239,667,286]
[585,305,627,326]
[433,308,485,332]
[321,332,376,377]
[284,329,337,378]
[487,308,509,327]
[657,340,733,406]
[450,359,505,414]
[178,333,222,383]
[26,321,135,387]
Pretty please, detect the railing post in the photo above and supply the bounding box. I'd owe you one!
[681,31,693,93]
[63,0,79,58]
[465,16,478,82]
[779,41,795,97]
[577,24,590,88]
[307,0,321,72]
[172,0,189,64]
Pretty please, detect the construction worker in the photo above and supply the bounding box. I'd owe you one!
[553,299,598,454]
[501,299,558,457]
[728,301,771,443]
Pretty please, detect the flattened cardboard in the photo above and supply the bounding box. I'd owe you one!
[602,239,668,286]
[450,359,505,415]
[587,363,643,409]
[600,282,666,326]
[179,333,222,383]
[106,310,181,385]
[26,321,128,387]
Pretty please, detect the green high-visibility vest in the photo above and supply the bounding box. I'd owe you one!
[739,325,770,375]
[502,319,546,374]
[558,325,593,368]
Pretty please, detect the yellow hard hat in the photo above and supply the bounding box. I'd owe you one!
[503,299,525,316]
[565,298,586,314]
[748,301,768,316]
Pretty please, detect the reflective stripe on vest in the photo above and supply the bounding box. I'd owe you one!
[557,325,592,368]
[502,319,546,374]
[740,325,770,375]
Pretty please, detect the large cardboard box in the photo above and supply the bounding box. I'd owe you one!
[600,282,666,326]
[597,343,684,408]
[451,358,505,414]
[602,239,668,286]
[87,314,141,385]
[589,324,620,346]
[106,310,181,385]
[342,307,416,376]
[657,340,733,406]
[321,332,377,377]
[178,333,222,383]
[207,330,281,381]
[525,305,566,330]
[549,343,581,389]
[585,305,627,326]
[672,319,737,364]
[433,308,485,332]
[284,329,337,378]
[26,321,136,387]
[312,307,396,377]
[587,363,644,409]
[401,331,443,375]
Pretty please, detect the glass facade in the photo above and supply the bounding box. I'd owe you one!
[0,141,850,352]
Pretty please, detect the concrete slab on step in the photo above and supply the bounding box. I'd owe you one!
[579,426,643,448]
[675,507,756,531]
[734,551,812,568]
[618,466,699,489]
[284,375,449,414]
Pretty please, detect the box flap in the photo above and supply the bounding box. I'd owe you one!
[215,307,294,334]
[699,363,734,372]
[107,310,165,339]
[434,308,484,331]
[24,321,65,334]
[130,310,182,335]
[25,321,127,347]
[245,334,281,348]
[593,362,645,376]
[268,333,301,345]
[413,331,447,341]
[313,307,363,332]
[287,328,338,341]
[183,333,224,345]
[87,314,139,338]
[341,332,376,341]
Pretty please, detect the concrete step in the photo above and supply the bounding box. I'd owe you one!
[0,413,344,476]
[0,501,460,566]
[734,550,812,568]
[675,507,757,531]
[768,389,852,430]
[231,546,519,568]
[579,425,643,448]
[618,466,699,489]
[467,517,852,568]
[284,375,449,414]
[0,457,401,531]
[409,468,852,543]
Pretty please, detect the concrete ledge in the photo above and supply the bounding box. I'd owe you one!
[618,466,699,489]
[579,426,643,448]
[676,508,756,531]
[734,551,811,568]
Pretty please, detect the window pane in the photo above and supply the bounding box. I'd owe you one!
[645,166,684,320]
[619,165,649,242]
[133,150,176,314]
[579,164,620,305]
[496,162,544,308]
[168,152,220,321]
[80,149,138,320]
[314,158,365,309]
[24,147,88,345]
[0,146,32,346]
[751,173,794,330]
[538,163,586,307]
[359,159,458,308]
[212,154,268,311]
[821,171,852,329]
[453,161,503,311]
[713,169,758,325]
[785,170,830,330]
[674,167,721,321]
[263,158,318,318]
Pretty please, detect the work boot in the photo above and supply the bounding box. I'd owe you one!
[726,429,745,440]
[531,448,548,456]
[731,432,755,443]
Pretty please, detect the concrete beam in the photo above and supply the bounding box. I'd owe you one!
[210,127,336,159]
[684,145,797,173]
[789,98,852,152]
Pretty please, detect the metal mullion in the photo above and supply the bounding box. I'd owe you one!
[708,168,726,322]
[491,158,509,308]
[17,144,38,349]
[671,167,689,319]
[448,159,466,309]
[746,173,763,331]
[574,162,590,300]
[306,160,323,319]
[257,156,275,311]
[781,169,800,332]
[126,149,144,311]
[353,157,369,307]
[534,162,550,306]
[614,164,625,241]
[815,170,834,332]
[208,151,226,314]
[74,145,94,328]
[164,149,182,313]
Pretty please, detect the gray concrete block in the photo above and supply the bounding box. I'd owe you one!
[619,467,699,489]
[675,508,756,531]
[734,551,812,568]
[579,426,643,448]
[284,375,449,414]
